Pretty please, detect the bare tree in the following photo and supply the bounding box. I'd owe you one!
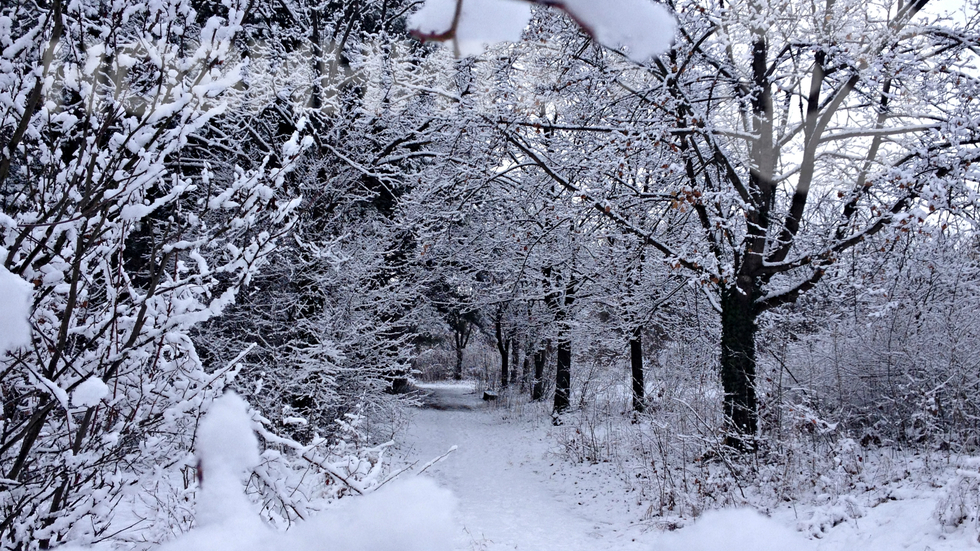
[485,0,980,447]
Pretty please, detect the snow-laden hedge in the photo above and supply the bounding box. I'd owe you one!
[61,394,456,551]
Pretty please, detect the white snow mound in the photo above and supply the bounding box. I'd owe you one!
[0,252,33,354]
[656,508,815,551]
[72,377,109,407]
[283,477,457,551]
[197,392,260,475]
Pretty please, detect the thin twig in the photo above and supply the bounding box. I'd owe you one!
[418,445,458,475]
[300,455,365,495]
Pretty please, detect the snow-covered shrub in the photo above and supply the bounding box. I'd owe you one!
[935,460,980,534]
[756,229,980,452]
[796,495,865,538]
[103,392,405,548]
[0,0,307,545]
[543,318,916,526]
[248,409,395,526]
[155,393,456,551]
[547,336,745,520]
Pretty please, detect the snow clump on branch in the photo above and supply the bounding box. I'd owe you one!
[410,0,676,61]
[0,247,33,355]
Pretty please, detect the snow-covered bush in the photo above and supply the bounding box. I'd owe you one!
[544,313,937,526]
[935,460,980,534]
[156,393,456,551]
[0,0,307,545]
[185,0,469,443]
[755,227,980,451]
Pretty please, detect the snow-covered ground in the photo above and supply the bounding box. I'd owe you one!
[397,381,980,551]
[55,383,980,550]
[398,382,659,551]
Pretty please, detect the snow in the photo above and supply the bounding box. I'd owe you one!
[51,382,980,551]
[156,476,454,551]
[197,392,261,477]
[72,377,109,407]
[192,392,262,529]
[156,391,458,551]
[559,0,677,62]
[0,248,33,354]
[409,0,532,56]
[811,496,969,551]
[398,382,660,550]
[398,382,980,551]
[408,0,456,32]
[656,508,815,551]
[408,0,675,60]
[279,478,456,551]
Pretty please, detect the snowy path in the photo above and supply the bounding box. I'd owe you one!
[395,382,980,551]
[396,383,658,551]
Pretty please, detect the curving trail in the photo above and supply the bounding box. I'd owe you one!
[395,382,658,551]
[395,381,979,551]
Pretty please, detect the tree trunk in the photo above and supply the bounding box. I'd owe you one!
[454,344,464,381]
[630,327,644,413]
[495,317,511,388]
[551,276,576,422]
[553,334,571,421]
[521,352,531,392]
[452,316,472,381]
[532,345,547,401]
[720,285,759,449]
[499,342,510,388]
[510,338,521,386]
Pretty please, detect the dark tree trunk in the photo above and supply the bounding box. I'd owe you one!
[452,314,473,381]
[720,285,759,449]
[551,277,576,423]
[521,351,531,392]
[553,334,571,420]
[499,343,510,388]
[531,345,547,401]
[495,317,511,388]
[510,338,521,386]
[630,327,645,413]
[454,345,464,381]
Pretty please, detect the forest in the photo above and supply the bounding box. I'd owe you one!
[0,0,979,549]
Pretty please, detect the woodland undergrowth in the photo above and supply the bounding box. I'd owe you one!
[490,343,980,540]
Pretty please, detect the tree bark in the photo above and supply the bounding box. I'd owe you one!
[630,327,645,413]
[720,284,758,450]
[452,313,472,381]
[531,344,547,401]
[499,342,510,388]
[454,344,464,381]
[551,277,576,422]
[520,350,531,392]
[510,337,521,386]
[553,335,571,420]
[495,316,511,388]
[552,301,573,419]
